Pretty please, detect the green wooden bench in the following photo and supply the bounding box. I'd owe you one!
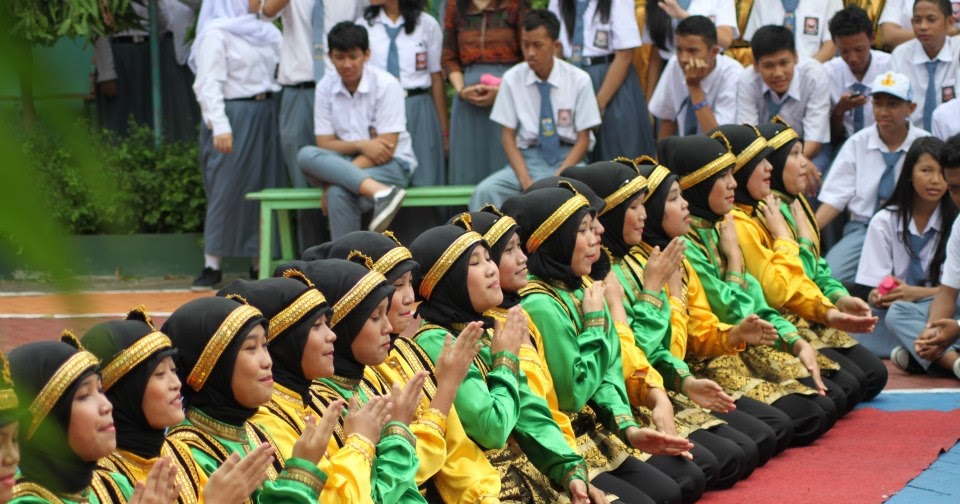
[246,185,475,278]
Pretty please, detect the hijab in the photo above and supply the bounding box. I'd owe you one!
[9,339,100,494]
[450,206,522,308]
[501,184,593,290]
[709,124,774,209]
[636,158,680,249]
[757,118,801,197]
[188,0,282,71]
[217,275,330,400]
[161,297,267,426]
[657,133,736,225]
[303,231,419,286]
[298,259,394,380]
[81,308,176,459]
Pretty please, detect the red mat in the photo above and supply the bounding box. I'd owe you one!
[699,407,960,504]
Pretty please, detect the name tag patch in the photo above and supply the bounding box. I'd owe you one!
[943,85,956,103]
[593,30,610,50]
[557,109,573,128]
[803,17,819,36]
[415,52,427,71]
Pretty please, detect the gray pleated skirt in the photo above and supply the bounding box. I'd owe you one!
[582,62,655,161]
[159,35,201,142]
[448,63,512,185]
[406,92,445,186]
[200,96,282,258]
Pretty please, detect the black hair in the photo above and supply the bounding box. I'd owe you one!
[558,0,611,47]
[914,0,953,18]
[941,133,960,169]
[328,21,369,53]
[828,5,874,40]
[645,1,673,51]
[364,0,424,35]
[750,25,796,61]
[676,15,718,48]
[883,136,956,286]
[523,8,561,40]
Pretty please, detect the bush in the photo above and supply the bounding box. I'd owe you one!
[24,122,205,234]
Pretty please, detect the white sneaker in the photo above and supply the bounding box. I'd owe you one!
[952,357,960,381]
[369,186,406,232]
[890,346,911,372]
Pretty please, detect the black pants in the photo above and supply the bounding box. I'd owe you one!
[727,396,796,454]
[713,404,781,465]
[820,346,888,401]
[592,456,681,504]
[771,393,832,445]
[690,425,755,488]
[646,454,706,504]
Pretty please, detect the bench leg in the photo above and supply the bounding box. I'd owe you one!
[278,209,295,270]
[258,203,274,280]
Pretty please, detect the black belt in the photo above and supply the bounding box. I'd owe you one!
[284,81,316,89]
[404,87,430,97]
[226,92,274,101]
[113,35,149,44]
[575,53,616,66]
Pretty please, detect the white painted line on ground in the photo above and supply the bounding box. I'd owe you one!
[0,312,174,319]
[880,388,960,394]
[0,289,195,297]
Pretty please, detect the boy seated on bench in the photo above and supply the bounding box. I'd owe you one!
[298,21,416,239]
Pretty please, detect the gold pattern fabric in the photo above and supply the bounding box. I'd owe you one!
[484,442,567,504]
[686,353,815,405]
[372,247,414,276]
[267,289,327,342]
[100,332,172,391]
[782,311,858,350]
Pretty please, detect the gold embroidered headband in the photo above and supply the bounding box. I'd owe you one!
[0,354,17,412]
[372,247,413,277]
[27,351,99,438]
[768,127,800,151]
[733,128,768,173]
[601,176,649,215]
[186,305,262,392]
[482,216,518,248]
[419,231,483,300]
[331,270,388,328]
[526,194,590,253]
[101,331,173,391]
[268,289,328,342]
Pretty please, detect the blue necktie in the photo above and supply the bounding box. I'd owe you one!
[924,60,939,131]
[765,91,786,122]
[782,0,800,32]
[385,25,402,79]
[677,0,692,9]
[682,97,697,136]
[851,82,868,132]
[906,227,937,285]
[312,0,325,82]
[877,150,904,209]
[572,0,588,62]
[536,81,561,165]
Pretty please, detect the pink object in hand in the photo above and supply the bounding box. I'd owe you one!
[877,276,898,296]
[479,73,502,87]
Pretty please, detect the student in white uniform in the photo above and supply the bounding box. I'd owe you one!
[885,134,960,381]
[736,25,831,163]
[298,22,416,240]
[361,0,447,187]
[649,15,743,138]
[190,0,284,289]
[816,72,931,285]
[889,0,960,131]
[855,137,954,357]
[932,99,960,138]
[879,0,960,49]
[824,5,891,143]
[641,0,737,97]
[261,0,365,251]
[469,9,600,211]
[549,0,653,160]
[742,0,843,62]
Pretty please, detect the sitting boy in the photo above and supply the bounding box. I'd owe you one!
[298,21,416,239]
[469,9,600,211]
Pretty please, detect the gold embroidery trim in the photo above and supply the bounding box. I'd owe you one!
[526,194,590,253]
[639,291,664,310]
[645,165,672,199]
[584,316,607,328]
[482,216,517,248]
[679,152,736,190]
[734,135,767,173]
[602,176,649,215]
[27,351,98,439]
[0,389,16,411]
[326,374,361,390]
[372,247,413,276]
[280,466,326,494]
[418,407,448,437]
[13,482,90,503]
[344,433,376,466]
[725,272,748,289]
[383,422,417,447]
[187,305,262,392]
[492,352,520,379]
[268,289,327,342]
[767,126,800,151]
[331,270,388,328]
[185,408,247,442]
[102,331,172,391]
[419,231,483,299]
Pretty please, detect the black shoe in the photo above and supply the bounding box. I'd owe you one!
[369,186,406,232]
[249,265,260,280]
[191,267,222,291]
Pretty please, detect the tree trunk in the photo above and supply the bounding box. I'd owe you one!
[16,42,36,130]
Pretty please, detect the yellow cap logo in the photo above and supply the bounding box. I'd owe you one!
[882,73,895,86]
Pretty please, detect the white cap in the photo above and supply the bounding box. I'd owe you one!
[870,72,913,102]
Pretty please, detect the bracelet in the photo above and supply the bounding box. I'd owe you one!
[692,98,710,111]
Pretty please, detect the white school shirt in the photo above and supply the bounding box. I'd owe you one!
[360,10,442,90]
[648,53,743,134]
[890,36,960,128]
[192,29,281,136]
[823,50,891,137]
[161,0,197,65]
[818,122,931,222]
[879,0,960,32]
[857,205,942,287]
[932,99,960,140]
[639,0,738,60]
[735,57,831,143]
[275,0,365,85]
[940,216,960,288]
[548,0,642,58]
[743,0,843,59]
[313,64,418,171]
[490,58,601,150]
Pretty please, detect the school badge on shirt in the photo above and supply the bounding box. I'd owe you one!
[557,109,572,128]
[416,52,427,71]
[943,86,956,103]
[593,30,610,50]
[803,17,819,36]
[541,117,557,137]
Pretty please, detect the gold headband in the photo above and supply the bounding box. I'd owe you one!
[678,152,736,190]
[187,305,262,392]
[646,165,672,195]
[27,351,99,438]
[419,231,483,300]
[526,194,590,253]
[268,289,328,342]
[601,176,648,215]
[768,127,800,151]
[734,135,768,174]
[331,270,388,328]
[482,216,518,248]
[101,331,173,391]
[0,354,16,411]
[372,247,413,277]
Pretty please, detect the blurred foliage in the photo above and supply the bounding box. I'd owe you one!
[2,0,141,46]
